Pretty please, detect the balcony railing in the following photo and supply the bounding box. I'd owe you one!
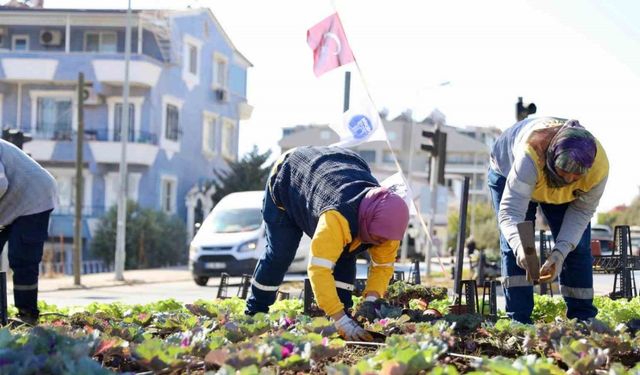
[29,127,158,145]
[53,205,107,217]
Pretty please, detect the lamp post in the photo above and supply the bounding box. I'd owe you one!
[115,0,133,281]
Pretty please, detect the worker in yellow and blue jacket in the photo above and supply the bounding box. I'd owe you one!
[245,146,409,341]
[489,117,608,324]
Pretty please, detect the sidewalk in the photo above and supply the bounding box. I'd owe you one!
[6,266,192,292]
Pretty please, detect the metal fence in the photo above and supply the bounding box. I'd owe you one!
[39,260,113,276]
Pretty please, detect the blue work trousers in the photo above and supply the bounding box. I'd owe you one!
[487,169,597,324]
[0,209,52,315]
[245,187,357,315]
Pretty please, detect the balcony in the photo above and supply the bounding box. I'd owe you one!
[0,52,162,87]
[24,126,160,166]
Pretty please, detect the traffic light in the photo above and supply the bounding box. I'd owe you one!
[421,129,440,156]
[516,97,537,121]
[421,128,447,185]
[2,128,32,150]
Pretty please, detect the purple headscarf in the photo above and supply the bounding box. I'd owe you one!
[358,187,410,245]
[545,119,597,187]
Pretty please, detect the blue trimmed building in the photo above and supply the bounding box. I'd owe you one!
[0,6,252,270]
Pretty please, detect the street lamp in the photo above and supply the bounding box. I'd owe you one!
[115,0,133,281]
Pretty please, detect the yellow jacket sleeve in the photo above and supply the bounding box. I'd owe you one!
[363,240,399,297]
[308,210,352,316]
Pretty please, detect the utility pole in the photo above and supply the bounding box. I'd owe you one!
[115,0,133,281]
[421,126,439,276]
[401,115,415,262]
[73,72,85,286]
[343,71,351,112]
[426,126,439,276]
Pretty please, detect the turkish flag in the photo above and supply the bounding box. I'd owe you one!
[307,12,355,77]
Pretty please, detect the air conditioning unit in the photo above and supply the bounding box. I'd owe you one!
[214,88,228,102]
[40,30,63,46]
[82,86,101,105]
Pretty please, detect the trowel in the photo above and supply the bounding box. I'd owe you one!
[516,221,540,282]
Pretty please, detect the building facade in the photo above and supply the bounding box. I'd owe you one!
[0,7,252,268]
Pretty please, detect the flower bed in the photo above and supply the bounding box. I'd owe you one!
[2,283,640,374]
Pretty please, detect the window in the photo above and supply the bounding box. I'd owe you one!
[84,32,117,53]
[114,103,135,142]
[188,44,198,75]
[213,53,228,89]
[104,172,141,210]
[358,150,376,163]
[107,97,144,143]
[56,175,75,211]
[36,96,73,140]
[165,104,180,141]
[182,35,202,90]
[202,112,219,157]
[221,118,235,160]
[160,95,183,153]
[50,168,93,215]
[160,176,177,214]
[12,35,29,51]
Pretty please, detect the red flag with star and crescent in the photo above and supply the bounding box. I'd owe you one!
[307,12,355,77]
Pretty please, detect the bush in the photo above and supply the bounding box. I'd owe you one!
[90,201,187,269]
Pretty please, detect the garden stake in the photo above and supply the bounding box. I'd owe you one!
[538,230,553,296]
[276,291,290,301]
[481,279,499,319]
[409,258,421,285]
[216,273,253,300]
[355,278,367,294]
[392,270,405,283]
[303,278,318,314]
[611,225,637,299]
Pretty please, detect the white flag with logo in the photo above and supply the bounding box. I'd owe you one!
[380,171,417,215]
[329,97,387,148]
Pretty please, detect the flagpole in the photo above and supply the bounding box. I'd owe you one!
[343,71,351,112]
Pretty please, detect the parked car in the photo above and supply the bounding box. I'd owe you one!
[188,191,310,286]
[591,224,613,256]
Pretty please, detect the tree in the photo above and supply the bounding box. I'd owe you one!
[211,146,273,204]
[447,202,500,251]
[90,201,187,269]
[598,196,640,228]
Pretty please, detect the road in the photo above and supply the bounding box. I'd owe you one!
[8,267,640,310]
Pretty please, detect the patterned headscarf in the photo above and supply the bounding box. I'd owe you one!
[545,120,597,188]
[358,187,410,245]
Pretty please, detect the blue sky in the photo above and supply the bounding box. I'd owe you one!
[44,0,640,212]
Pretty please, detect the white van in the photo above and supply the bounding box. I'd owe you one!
[188,191,310,286]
